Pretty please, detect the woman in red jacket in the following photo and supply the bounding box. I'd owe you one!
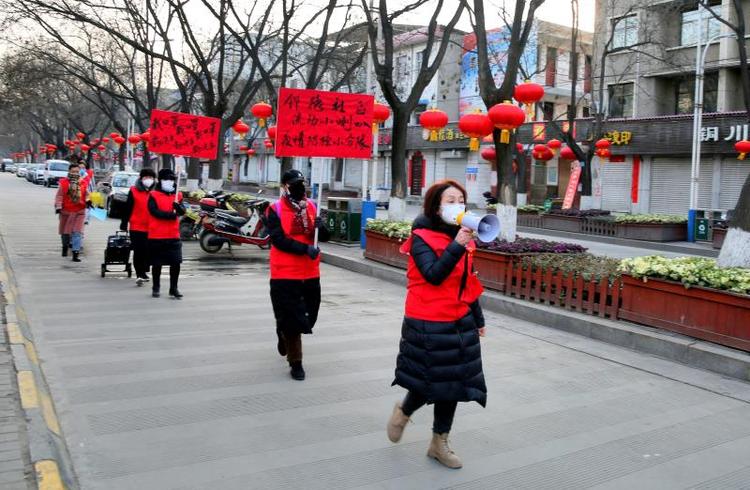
[264,169,330,381]
[120,168,157,286]
[147,169,185,299]
[54,163,91,262]
[386,180,487,469]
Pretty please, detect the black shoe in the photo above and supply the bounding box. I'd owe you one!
[290,362,305,381]
[152,289,160,298]
[169,289,183,299]
[276,330,287,357]
[61,246,68,257]
[142,274,150,281]
[71,252,81,262]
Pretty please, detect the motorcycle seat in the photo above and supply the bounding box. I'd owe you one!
[216,212,248,225]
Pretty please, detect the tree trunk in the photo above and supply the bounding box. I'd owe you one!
[494,128,517,206]
[186,156,201,191]
[207,131,225,190]
[280,156,294,175]
[389,110,409,200]
[717,173,750,267]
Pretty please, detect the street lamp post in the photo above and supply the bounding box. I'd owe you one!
[689,7,736,241]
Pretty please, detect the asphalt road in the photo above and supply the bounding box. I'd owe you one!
[1,172,749,490]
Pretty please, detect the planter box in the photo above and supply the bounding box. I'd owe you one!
[619,275,750,352]
[615,222,687,242]
[712,228,727,249]
[363,230,407,269]
[517,213,543,228]
[541,214,583,233]
[473,250,527,293]
[581,217,617,237]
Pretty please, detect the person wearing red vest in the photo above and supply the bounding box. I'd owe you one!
[120,168,157,285]
[264,169,330,381]
[386,180,487,470]
[54,162,91,262]
[147,168,186,299]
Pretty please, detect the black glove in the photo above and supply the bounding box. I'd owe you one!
[314,217,325,229]
[119,223,128,232]
[55,208,61,215]
[86,201,93,209]
[173,202,186,216]
[306,245,320,260]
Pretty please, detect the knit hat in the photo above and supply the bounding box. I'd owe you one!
[140,168,156,178]
[158,168,176,180]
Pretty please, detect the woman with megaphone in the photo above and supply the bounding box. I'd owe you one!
[387,179,487,469]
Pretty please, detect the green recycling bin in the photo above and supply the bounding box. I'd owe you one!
[327,197,362,243]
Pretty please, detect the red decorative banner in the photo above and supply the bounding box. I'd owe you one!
[275,88,374,158]
[562,163,581,210]
[148,109,221,159]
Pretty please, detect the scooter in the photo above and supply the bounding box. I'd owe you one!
[198,199,271,253]
[180,191,237,240]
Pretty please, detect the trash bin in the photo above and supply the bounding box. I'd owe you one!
[327,197,362,242]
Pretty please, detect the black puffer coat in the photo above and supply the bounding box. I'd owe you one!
[392,215,487,407]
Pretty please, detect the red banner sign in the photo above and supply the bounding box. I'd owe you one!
[562,163,581,210]
[148,109,221,159]
[275,88,374,159]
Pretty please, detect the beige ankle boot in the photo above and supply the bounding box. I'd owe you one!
[387,403,410,443]
[427,432,463,469]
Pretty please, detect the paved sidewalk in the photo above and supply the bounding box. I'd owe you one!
[1,173,750,489]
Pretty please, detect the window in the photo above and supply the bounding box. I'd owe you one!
[543,102,555,121]
[415,49,426,69]
[395,54,409,81]
[676,72,718,114]
[612,15,638,49]
[681,5,721,46]
[546,162,558,186]
[608,83,634,118]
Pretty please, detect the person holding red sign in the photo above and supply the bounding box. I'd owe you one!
[264,169,330,381]
[386,180,487,470]
[147,169,186,299]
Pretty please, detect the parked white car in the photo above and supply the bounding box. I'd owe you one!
[43,160,72,187]
[105,171,139,218]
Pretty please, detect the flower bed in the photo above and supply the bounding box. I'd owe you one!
[363,219,411,269]
[614,214,687,242]
[619,256,750,351]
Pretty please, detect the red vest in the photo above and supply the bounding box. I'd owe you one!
[401,228,484,322]
[129,186,151,232]
[268,198,320,280]
[59,179,88,212]
[148,190,182,240]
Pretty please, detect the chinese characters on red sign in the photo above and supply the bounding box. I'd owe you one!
[562,163,582,210]
[148,109,222,160]
[275,88,374,159]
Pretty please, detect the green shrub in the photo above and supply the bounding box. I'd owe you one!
[620,256,750,294]
[521,253,622,282]
[615,214,687,224]
[365,219,411,239]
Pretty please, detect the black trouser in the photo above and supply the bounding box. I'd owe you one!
[401,391,458,434]
[152,264,180,291]
[270,278,321,363]
[130,231,149,278]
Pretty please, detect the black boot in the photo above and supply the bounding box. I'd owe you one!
[290,361,305,381]
[152,289,160,298]
[71,252,81,262]
[169,289,183,299]
[61,245,68,257]
[276,329,287,357]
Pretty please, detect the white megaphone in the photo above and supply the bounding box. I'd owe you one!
[455,211,501,242]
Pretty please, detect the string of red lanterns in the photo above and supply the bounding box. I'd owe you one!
[458,111,493,151]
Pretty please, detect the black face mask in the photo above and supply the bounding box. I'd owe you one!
[288,181,306,200]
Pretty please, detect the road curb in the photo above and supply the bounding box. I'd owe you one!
[0,239,77,490]
[321,250,750,384]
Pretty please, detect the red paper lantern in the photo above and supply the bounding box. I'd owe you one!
[458,112,494,151]
[595,138,611,150]
[480,147,496,163]
[532,144,553,161]
[233,119,249,136]
[513,80,545,121]
[98,145,106,152]
[102,137,110,143]
[140,130,151,142]
[488,101,526,144]
[80,144,90,152]
[239,145,249,151]
[114,136,126,145]
[128,134,141,144]
[373,102,391,133]
[547,139,562,155]
[76,132,85,140]
[560,146,576,160]
[110,132,120,139]
[516,143,524,152]
[419,108,449,141]
[596,148,612,161]
[246,149,256,156]
[251,102,273,127]
[736,140,750,160]
[91,138,99,145]
[264,138,274,149]
[267,125,277,140]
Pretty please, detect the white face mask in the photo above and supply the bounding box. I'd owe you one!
[141,178,154,189]
[161,180,175,192]
[439,203,465,225]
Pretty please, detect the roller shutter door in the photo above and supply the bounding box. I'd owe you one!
[650,158,712,215]
[601,160,632,212]
[719,160,750,210]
